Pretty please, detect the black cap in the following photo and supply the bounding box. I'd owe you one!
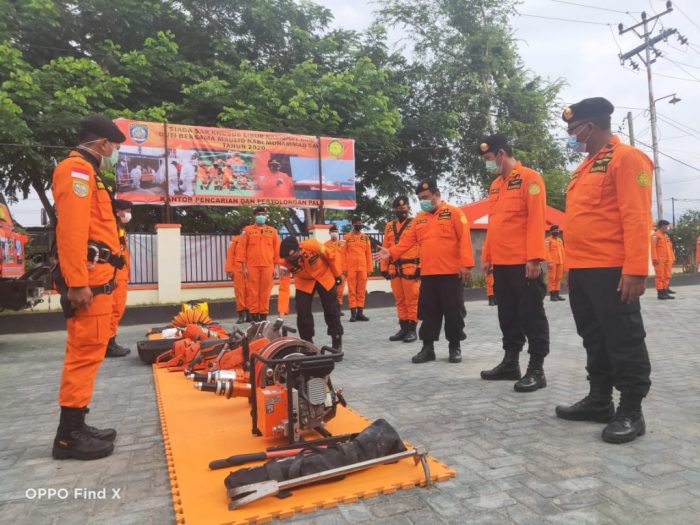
[392,196,409,208]
[78,115,126,143]
[351,216,362,223]
[657,219,670,227]
[415,178,438,194]
[279,236,300,258]
[329,224,338,232]
[253,206,267,214]
[114,199,133,211]
[562,97,614,123]
[477,133,509,155]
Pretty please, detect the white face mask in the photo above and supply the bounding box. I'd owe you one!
[119,211,132,224]
[330,233,339,241]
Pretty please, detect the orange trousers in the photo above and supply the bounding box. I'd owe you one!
[247,266,274,314]
[336,275,345,305]
[548,264,563,292]
[109,279,128,338]
[486,273,494,297]
[347,270,368,308]
[59,293,112,408]
[390,277,419,321]
[654,260,672,290]
[233,266,247,312]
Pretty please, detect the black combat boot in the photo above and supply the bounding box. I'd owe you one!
[236,311,246,324]
[338,305,345,316]
[550,292,558,302]
[53,407,115,460]
[402,321,418,343]
[555,380,615,422]
[666,288,676,294]
[514,354,547,392]
[244,310,252,323]
[411,342,436,364]
[657,290,673,300]
[555,291,566,301]
[602,391,646,444]
[389,321,408,341]
[448,342,462,363]
[81,407,117,442]
[488,295,496,306]
[349,308,357,322]
[480,351,521,380]
[106,337,130,358]
[356,308,370,321]
[331,334,342,361]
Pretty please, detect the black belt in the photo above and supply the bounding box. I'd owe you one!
[91,280,116,296]
[393,258,419,266]
[88,241,125,269]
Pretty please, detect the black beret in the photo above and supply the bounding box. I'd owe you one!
[477,133,509,155]
[549,224,559,233]
[562,97,614,123]
[79,115,126,143]
[351,216,362,223]
[657,219,670,227]
[329,224,338,232]
[415,178,438,194]
[114,199,133,210]
[392,196,409,208]
[279,236,300,258]
[253,206,267,214]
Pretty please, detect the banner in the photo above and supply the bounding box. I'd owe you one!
[113,119,356,209]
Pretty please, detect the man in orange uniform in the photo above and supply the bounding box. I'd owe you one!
[106,199,133,358]
[555,98,652,444]
[485,271,496,306]
[651,220,676,299]
[324,224,346,315]
[257,159,295,199]
[376,179,474,364]
[277,237,343,350]
[225,226,251,323]
[478,134,550,392]
[696,235,700,267]
[545,225,566,301]
[343,216,372,322]
[51,115,126,460]
[381,196,420,343]
[240,207,280,322]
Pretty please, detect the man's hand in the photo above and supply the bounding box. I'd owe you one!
[618,275,646,304]
[67,286,93,310]
[458,267,472,281]
[242,264,249,278]
[279,266,288,277]
[481,260,491,274]
[525,260,542,279]
[373,247,391,262]
[273,264,280,279]
[226,272,232,279]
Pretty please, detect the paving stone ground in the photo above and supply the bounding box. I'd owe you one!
[1,285,699,525]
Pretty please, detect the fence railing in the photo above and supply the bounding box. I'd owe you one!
[128,233,158,285]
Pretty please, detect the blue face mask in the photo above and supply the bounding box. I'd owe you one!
[419,199,435,212]
[255,215,267,225]
[567,124,591,153]
[485,159,499,174]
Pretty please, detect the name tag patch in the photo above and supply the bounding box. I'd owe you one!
[507,179,522,190]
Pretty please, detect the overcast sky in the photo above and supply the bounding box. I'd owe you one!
[8,0,700,225]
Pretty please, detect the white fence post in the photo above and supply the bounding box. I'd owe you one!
[156,224,182,304]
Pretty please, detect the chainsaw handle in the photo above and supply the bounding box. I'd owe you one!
[209,452,267,470]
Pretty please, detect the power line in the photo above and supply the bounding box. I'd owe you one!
[549,0,640,15]
[517,12,612,26]
[662,56,700,81]
[674,3,700,33]
[656,112,700,135]
[619,130,700,175]
[653,70,700,82]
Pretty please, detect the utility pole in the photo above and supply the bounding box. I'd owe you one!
[617,1,687,221]
[626,111,635,146]
[671,197,676,228]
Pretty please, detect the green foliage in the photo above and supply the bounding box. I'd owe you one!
[670,209,700,271]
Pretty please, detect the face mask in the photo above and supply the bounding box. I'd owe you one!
[353,224,362,232]
[255,215,267,225]
[420,199,435,213]
[567,124,592,153]
[119,212,132,224]
[394,211,408,221]
[330,233,339,241]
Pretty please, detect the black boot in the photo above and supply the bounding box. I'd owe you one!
[514,354,547,392]
[53,407,114,460]
[556,291,566,301]
[244,310,252,323]
[666,288,676,294]
[338,305,345,317]
[331,334,342,351]
[480,351,521,380]
[81,407,117,442]
[349,308,357,322]
[556,380,615,423]
[236,311,246,324]
[448,343,462,363]
[106,337,130,358]
[389,321,408,341]
[356,308,370,321]
[657,290,673,300]
[403,321,418,343]
[602,392,645,444]
[488,295,496,306]
[550,291,558,301]
[412,342,436,364]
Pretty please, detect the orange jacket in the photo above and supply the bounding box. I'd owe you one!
[381,218,420,277]
[323,239,346,276]
[225,234,243,273]
[342,231,373,273]
[52,151,119,287]
[545,236,565,265]
[390,202,474,275]
[116,225,130,282]
[565,136,653,275]
[239,225,280,268]
[482,162,547,265]
[650,229,675,263]
[257,170,294,199]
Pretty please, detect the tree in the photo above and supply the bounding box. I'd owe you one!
[670,209,700,272]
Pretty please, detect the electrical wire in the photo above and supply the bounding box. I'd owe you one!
[549,0,640,15]
[517,12,612,26]
[674,3,700,33]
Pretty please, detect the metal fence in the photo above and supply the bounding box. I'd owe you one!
[128,233,158,285]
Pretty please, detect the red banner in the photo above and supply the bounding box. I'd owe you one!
[113,119,356,209]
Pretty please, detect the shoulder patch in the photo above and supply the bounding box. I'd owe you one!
[71,171,90,181]
[460,215,467,224]
[72,181,89,197]
[528,183,541,196]
[636,172,651,188]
